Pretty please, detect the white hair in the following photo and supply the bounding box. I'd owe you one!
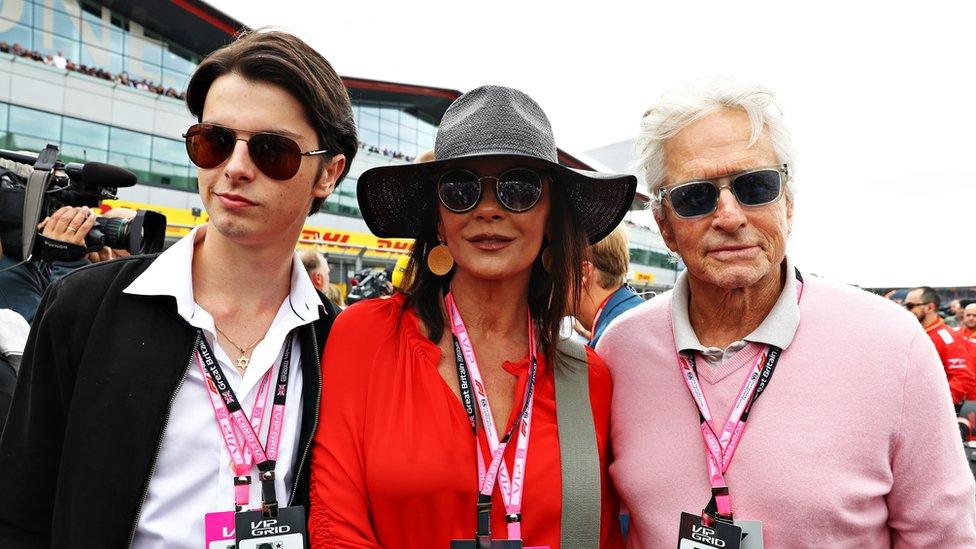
[635,76,796,215]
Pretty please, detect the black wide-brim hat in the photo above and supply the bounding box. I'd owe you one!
[357,85,637,244]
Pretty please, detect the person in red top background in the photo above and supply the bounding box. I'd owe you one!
[957,303,976,401]
[308,85,636,548]
[905,287,975,408]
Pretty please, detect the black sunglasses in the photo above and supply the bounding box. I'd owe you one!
[437,168,544,213]
[183,123,330,181]
[904,302,930,310]
[658,165,789,219]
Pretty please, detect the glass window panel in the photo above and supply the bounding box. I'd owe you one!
[108,151,149,181]
[61,116,108,149]
[0,22,33,49]
[79,18,123,53]
[30,29,78,59]
[0,102,8,132]
[418,131,435,149]
[380,107,398,121]
[9,105,61,141]
[0,1,32,25]
[60,143,107,163]
[359,128,378,148]
[109,127,151,158]
[152,136,187,164]
[359,110,379,132]
[379,118,397,138]
[379,133,397,151]
[8,132,52,152]
[162,47,195,74]
[126,34,162,67]
[151,159,192,190]
[401,111,418,129]
[32,5,80,40]
[125,58,161,85]
[80,43,121,73]
[161,68,188,91]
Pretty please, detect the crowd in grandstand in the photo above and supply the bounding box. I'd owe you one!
[0,41,185,100]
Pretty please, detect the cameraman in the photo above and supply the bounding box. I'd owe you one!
[0,205,132,323]
[0,206,94,323]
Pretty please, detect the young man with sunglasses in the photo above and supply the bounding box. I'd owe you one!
[905,286,974,409]
[596,77,976,547]
[0,30,357,548]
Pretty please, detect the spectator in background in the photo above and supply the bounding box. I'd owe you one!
[574,224,643,347]
[299,250,330,293]
[52,50,67,70]
[905,286,974,408]
[598,77,976,547]
[325,283,346,309]
[961,303,976,342]
[948,298,965,328]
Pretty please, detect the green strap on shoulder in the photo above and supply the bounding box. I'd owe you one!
[554,338,601,549]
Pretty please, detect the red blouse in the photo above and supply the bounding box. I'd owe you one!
[309,294,622,548]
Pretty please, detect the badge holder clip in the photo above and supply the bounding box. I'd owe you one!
[258,470,278,518]
[702,486,734,528]
[450,495,524,549]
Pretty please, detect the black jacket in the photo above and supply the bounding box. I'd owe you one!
[0,254,339,548]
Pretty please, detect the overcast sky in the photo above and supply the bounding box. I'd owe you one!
[209,0,976,288]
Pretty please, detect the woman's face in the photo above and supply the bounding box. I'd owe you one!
[438,157,551,282]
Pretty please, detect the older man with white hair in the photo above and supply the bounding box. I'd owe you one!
[596,77,976,548]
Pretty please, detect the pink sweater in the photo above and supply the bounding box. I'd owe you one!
[597,275,976,548]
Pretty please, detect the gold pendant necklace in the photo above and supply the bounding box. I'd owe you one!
[215,325,263,375]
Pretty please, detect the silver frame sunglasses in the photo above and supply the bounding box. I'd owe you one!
[437,168,545,213]
[657,164,789,219]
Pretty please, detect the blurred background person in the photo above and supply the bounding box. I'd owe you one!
[300,249,331,292]
[905,286,974,409]
[961,303,976,341]
[574,224,643,348]
[948,298,965,328]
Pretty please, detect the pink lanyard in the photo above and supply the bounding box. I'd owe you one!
[195,330,295,514]
[445,292,537,542]
[678,272,803,524]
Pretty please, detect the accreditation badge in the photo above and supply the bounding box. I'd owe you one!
[677,512,742,549]
[204,511,236,549]
[235,506,307,549]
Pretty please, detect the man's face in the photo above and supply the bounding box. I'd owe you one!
[656,108,793,291]
[963,304,976,330]
[197,73,344,247]
[950,300,963,316]
[904,289,933,324]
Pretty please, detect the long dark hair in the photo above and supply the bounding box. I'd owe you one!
[402,177,588,364]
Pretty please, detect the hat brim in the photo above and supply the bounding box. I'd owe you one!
[357,152,637,244]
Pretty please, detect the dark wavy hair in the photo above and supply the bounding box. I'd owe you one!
[402,176,588,363]
[185,29,357,215]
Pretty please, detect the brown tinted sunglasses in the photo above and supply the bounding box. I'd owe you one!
[183,123,330,181]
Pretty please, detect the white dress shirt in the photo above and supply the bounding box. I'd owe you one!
[125,225,323,549]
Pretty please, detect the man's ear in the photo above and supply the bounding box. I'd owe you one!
[654,206,678,252]
[312,272,325,289]
[313,154,346,199]
[581,260,595,287]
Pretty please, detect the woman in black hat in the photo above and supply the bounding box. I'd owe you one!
[309,85,636,548]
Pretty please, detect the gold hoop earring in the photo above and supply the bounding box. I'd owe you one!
[541,246,553,273]
[426,243,454,276]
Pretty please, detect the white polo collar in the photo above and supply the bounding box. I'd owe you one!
[671,257,800,353]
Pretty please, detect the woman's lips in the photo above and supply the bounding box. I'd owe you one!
[467,234,514,251]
